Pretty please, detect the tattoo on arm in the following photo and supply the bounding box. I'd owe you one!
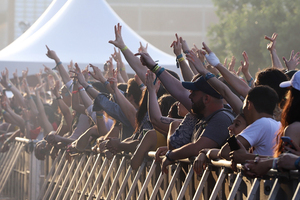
[160,117,174,124]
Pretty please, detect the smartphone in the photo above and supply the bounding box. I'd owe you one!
[281,136,296,150]
[227,135,240,151]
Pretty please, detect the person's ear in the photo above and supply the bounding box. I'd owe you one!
[203,94,210,104]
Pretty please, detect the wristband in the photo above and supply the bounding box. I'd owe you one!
[139,83,145,88]
[121,46,128,52]
[204,52,220,67]
[176,54,183,59]
[177,57,185,62]
[72,90,78,94]
[151,64,160,73]
[85,85,93,91]
[272,158,278,169]
[7,83,12,89]
[96,115,104,119]
[120,67,125,71]
[153,67,165,85]
[165,150,175,162]
[183,50,190,54]
[79,88,85,92]
[56,61,62,66]
[294,157,300,170]
[56,96,63,100]
[204,72,215,81]
[104,80,109,86]
[247,77,254,87]
[78,86,84,91]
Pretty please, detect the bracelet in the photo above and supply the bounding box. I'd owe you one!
[151,64,160,73]
[120,67,125,71]
[72,90,78,94]
[104,80,109,86]
[85,85,93,91]
[272,158,278,169]
[96,112,104,116]
[79,88,85,92]
[153,67,165,85]
[176,54,183,59]
[78,86,84,91]
[177,57,185,62]
[165,150,175,162]
[121,46,128,52]
[294,157,300,170]
[56,61,62,66]
[247,77,254,87]
[183,50,190,54]
[2,110,6,114]
[204,72,215,81]
[97,115,104,119]
[139,83,145,88]
[56,96,63,100]
[7,83,12,89]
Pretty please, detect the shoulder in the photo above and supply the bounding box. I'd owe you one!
[285,122,300,136]
[210,109,235,123]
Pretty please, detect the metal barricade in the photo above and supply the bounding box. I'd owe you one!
[2,139,300,200]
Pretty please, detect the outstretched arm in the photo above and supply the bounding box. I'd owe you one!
[265,33,284,69]
[109,23,148,83]
[240,51,254,88]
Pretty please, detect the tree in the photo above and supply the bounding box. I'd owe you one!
[208,0,300,75]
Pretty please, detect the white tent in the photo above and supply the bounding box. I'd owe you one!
[0,0,179,78]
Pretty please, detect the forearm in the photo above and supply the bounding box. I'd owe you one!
[215,63,249,98]
[119,139,139,153]
[80,81,100,99]
[2,112,18,125]
[270,50,284,69]
[7,109,25,130]
[35,92,53,134]
[54,58,71,84]
[168,142,199,160]
[28,97,39,117]
[79,89,93,109]
[178,59,194,81]
[96,112,108,136]
[117,72,125,83]
[10,85,26,108]
[187,60,198,75]
[119,62,129,82]
[57,99,72,131]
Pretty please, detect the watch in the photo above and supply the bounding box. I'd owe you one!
[204,72,215,81]
[165,150,175,162]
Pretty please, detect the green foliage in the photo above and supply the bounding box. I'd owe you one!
[208,0,300,75]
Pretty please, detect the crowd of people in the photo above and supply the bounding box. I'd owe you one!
[0,23,300,179]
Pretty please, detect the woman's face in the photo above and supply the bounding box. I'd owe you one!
[228,114,247,135]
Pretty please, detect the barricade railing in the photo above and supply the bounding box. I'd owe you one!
[2,137,300,200]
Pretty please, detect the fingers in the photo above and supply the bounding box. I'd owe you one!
[45,45,50,51]
[202,42,212,54]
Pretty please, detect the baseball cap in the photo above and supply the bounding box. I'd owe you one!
[182,76,223,99]
[279,70,300,91]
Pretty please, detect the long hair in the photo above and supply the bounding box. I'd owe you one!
[274,88,300,157]
[134,89,148,133]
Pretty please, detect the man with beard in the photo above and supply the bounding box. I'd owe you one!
[135,49,235,173]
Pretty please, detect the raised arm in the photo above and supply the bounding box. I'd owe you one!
[135,52,192,111]
[240,51,254,88]
[265,33,284,69]
[283,50,300,71]
[145,70,175,135]
[22,78,39,117]
[202,42,250,98]
[186,50,243,115]
[112,47,129,83]
[180,37,198,75]
[171,34,194,81]
[45,45,72,85]
[109,23,148,83]
[44,64,62,89]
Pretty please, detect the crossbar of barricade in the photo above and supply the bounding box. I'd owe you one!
[2,137,300,200]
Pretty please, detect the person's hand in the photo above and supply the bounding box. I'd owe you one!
[241,51,249,74]
[13,69,18,80]
[111,47,122,63]
[108,23,126,49]
[107,77,118,91]
[243,157,272,178]
[155,146,168,163]
[228,56,236,74]
[283,139,300,156]
[180,37,189,53]
[229,140,249,164]
[105,137,120,154]
[22,79,30,94]
[70,63,86,85]
[170,34,182,56]
[22,67,29,79]
[35,69,43,83]
[43,64,53,74]
[45,45,59,60]
[192,44,205,63]
[277,153,299,170]
[34,83,46,93]
[138,42,148,53]
[82,65,90,81]
[186,50,208,75]
[89,64,105,82]
[145,69,160,92]
[161,157,173,174]
[201,42,221,67]
[134,52,156,69]
[0,69,9,88]
[264,33,278,51]
[68,60,74,72]
[283,50,300,71]
[193,152,207,175]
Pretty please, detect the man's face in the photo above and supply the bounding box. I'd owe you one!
[189,90,206,114]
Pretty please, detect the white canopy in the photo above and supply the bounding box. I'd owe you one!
[0,0,179,78]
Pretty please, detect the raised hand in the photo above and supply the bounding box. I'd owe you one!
[170,33,182,56]
[89,64,105,82]
[107,77,118,91]
[202,42,220,67]
[13,69,18,79]
[35,83,46,93]
[45,45,59,60]
[241,51,249,74]
[145,69,160,92]
[180,37,189,53]
[51,80,60,97]
[69,63,86,85]
[111,47,122,62]
[283,50,300,70]
[138,42,148,53]
[186,50,207,74]
[108,23,126,49]
[22,67,29,79]
[264,33,278,51]
[228,56,236,73]
[134,52,156,69]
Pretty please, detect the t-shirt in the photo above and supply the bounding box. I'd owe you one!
[191,109,235,147]
[239,117,281,156]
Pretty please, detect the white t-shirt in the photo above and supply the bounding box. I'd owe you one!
[239,117,281,156]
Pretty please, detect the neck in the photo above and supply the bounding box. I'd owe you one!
[203,103,224,118]
[249,112,274,124]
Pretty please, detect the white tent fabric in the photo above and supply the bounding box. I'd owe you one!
[0,0,179,78]
[0,0,67,58]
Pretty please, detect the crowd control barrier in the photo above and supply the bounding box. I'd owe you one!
[1,137,300,200]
